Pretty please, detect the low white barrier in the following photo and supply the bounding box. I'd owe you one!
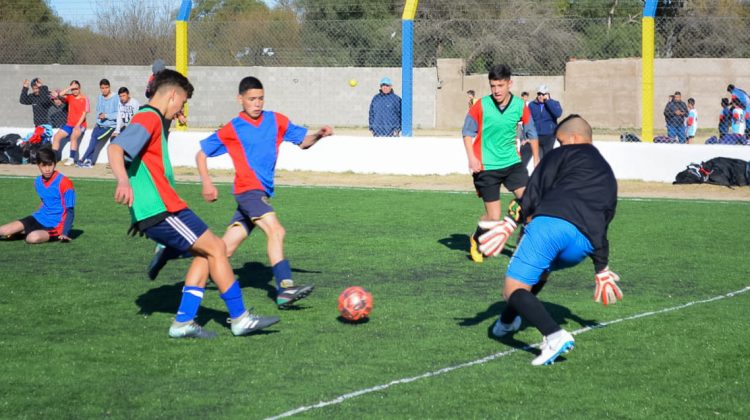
[3,127,750,183]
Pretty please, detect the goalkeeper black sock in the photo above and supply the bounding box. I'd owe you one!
[473,224,488,240]
[507,288,560,336]
[500,280,547,324]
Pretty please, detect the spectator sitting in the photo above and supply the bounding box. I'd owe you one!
[686,98,698,144]
[80,79,119,168]
[718,98,731,137]
[730,97,747,136]
[47,89,68,129]
[369,77,401,137]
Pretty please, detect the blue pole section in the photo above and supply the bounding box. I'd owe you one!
[643,0,657,17]
[177,0,192,21]
[401,19,414,137]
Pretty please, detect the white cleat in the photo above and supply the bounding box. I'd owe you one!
[532,329,575,366]
[491,315,521,338]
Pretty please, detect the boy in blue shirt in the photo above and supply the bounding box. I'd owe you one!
[0,148,75,243]
[80,79,119,167]
[195,76,333,309]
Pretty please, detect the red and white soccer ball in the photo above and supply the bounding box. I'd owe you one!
[337,286,373,321]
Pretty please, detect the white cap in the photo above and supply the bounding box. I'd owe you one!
[537,84,549,95]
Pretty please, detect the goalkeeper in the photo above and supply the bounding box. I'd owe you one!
[479,114,620,366]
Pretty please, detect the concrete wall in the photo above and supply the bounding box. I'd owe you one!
[0,64,438,130]
[565,57,750,130]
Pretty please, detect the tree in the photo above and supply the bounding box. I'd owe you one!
[0,0,73,64]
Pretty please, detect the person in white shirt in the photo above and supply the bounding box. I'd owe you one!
[113,87,141,137]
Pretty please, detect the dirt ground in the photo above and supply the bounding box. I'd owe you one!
[2,163,749,201]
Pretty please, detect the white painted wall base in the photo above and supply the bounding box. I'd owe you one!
[3,127,750,183]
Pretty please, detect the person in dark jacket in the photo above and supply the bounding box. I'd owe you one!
[477,114,621,366]
[523,84,562,166]
[19,78,52,127]
[368,77,401,137]
[664,91,688,143]
[47,90,68,129]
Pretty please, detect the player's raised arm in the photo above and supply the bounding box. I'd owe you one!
[299,126,333,149]
[107,143,133,207]
[196,150,218,202]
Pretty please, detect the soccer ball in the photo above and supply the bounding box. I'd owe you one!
[338,286,373,321]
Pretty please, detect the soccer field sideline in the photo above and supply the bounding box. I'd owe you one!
[266,285,750,419]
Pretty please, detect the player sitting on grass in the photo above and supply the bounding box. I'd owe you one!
[0,147,75,243]
[193,76,333,309]
[479,114,621,366]
[108,69,279,339]
[462,64,539,263]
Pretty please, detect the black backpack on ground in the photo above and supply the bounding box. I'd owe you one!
[0,134,24,164]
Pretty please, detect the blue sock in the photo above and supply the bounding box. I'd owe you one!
[220,281,246,319]
[272,260,293,291]
[70,149,79,160]
[175,286,205,323]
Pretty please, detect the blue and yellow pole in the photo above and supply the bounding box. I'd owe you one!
[401,0,418,137]
[175,0,192,130]
[642,0,657,142]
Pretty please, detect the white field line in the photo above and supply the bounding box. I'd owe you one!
[266,286,750,420]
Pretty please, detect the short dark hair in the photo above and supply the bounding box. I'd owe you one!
[239,76,264,94]
[521,91,529,96]
[70,80,80,88]
[99,79,110,87]
[488,64,512,82]
[118,87,129,95]
[466,90,475,96]
[727,84,735,92]
[37,147,56,165]
[688,98,695,105]
[674,91,681,96]
[151,69,193,99]
[721,98,730,107]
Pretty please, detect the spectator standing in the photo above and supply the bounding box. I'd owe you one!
[51,80,89,165]
[19,78,52,127]
[80,79,119,167]
[663,91,688,143]
[113,87,140,138]
[369,77,401,137]
[718,98,731,137]
[521,91,530,107]
[730,98,747,136]
[686,98,698,144]
[467,90,477,110]
[47,90,68,129]
[524,84,562,165]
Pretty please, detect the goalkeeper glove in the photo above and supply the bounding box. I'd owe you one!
[507,199,523,224]
[477,218,517,257]
[594,268,622,306]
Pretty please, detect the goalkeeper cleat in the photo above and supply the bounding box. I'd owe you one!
[230,310,280,336]
[532,329,575,366]
[491,315,521,338]
[168,321,217,339]
[469,233,484,263]
[277,284,315,309]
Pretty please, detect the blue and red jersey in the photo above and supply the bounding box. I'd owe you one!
[200,111,307,196]
[32,171,75,236]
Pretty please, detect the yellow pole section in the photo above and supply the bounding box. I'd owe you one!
[402,0,418,20]
[175,20,188,130]
[641,17,654,142]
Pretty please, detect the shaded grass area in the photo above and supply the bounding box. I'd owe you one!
[0,176,748,418]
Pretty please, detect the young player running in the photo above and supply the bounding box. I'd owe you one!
[194,76,333,309]
[479,114,621,366]
[108,69,279,338]
[463,64,538,263]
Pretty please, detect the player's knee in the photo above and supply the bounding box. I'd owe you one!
[267,223,285,241]
[25,231,46,244]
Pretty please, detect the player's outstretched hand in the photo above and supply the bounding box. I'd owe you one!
[59,235,72,242]
[594,268,622,305]
[318,126,334,138]
[114,181,134,207]
[202,184,218,202]
[478,217,517,257]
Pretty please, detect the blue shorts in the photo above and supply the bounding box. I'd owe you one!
[229,190,274,233]
[142,209,208,253]
[506,216,593,286]
[60,125,86,137]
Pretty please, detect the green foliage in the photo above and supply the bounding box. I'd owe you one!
[1,176,749,418]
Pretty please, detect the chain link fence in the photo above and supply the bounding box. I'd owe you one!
[2,16,750,74]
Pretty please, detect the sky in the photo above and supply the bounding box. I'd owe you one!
[47,0,276,27]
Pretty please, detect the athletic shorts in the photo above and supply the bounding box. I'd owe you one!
[506,216,593,286]
[91,125,115,142]
[60,125,86,137]
[473,163,529,202]
[19,215,57,239]
[142,209,208,253]
[228,190,275,234]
